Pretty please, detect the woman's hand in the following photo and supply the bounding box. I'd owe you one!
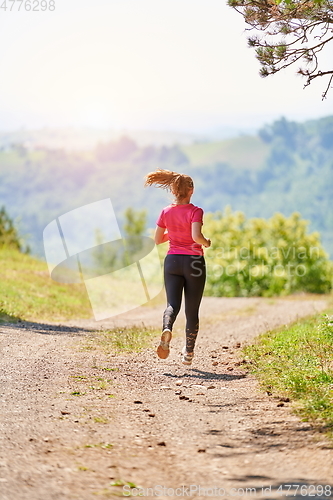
[204,238,211,248]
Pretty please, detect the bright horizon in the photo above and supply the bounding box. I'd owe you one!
[0,0,332,135]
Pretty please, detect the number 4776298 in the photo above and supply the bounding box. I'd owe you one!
[0,0,55,11]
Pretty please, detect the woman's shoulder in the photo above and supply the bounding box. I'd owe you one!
[190,203,204,212]
[161,204,174,212]
[161,203,203,212]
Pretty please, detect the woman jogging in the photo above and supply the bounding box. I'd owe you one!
[144,169,211,365]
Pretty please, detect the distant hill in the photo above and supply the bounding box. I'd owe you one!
[182,135,270,170]
[0,115,332,257]
[0,125,252,152]
[0,127,205,152]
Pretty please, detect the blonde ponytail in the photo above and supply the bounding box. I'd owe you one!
[144,169,193,201]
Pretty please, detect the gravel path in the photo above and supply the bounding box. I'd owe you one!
[1,295,332,500]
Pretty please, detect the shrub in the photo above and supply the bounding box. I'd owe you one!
[204,207,332,297]
[0,205,27,252]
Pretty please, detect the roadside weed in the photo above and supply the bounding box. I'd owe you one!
[83,325,160,354]
[93,416,109,424]
[244,312,333,432]
[84,442,113,449]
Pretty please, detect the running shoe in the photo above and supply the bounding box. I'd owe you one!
[181,346,194,366]
[157,329,172,359]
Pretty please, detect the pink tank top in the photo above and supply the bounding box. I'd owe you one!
[156,203,204,256]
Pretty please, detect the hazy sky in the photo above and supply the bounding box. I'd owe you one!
[0,0,332,134]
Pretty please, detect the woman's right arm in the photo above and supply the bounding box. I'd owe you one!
[154,225,169,245]
[192,222,211,248]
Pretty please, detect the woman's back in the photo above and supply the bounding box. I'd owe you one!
[157,203,204,255]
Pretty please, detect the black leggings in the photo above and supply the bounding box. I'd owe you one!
[163,254,206,353]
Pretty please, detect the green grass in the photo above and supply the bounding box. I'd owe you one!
[83,325,160,354]
[243,310,333,433]
[69,373,113,396]
[70,391,86,396]
[93,416,109,424]
[77,465,90,471]
[84,442,113,449]
[181,135,270,170]
[0,246,92,322]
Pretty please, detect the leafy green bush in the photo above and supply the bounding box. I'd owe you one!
[0,205,28,252]
[204,207,332,297]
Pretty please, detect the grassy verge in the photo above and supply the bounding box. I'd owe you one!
[243,307,333,434]
[0,247,92,322]
[82,325,160,354]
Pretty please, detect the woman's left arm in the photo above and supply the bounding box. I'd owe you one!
[154,226,169,245]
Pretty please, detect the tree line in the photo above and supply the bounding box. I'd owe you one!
[1,204,331,297]
[0,115,332,258]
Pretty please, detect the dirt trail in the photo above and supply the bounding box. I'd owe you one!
[1,295,333,500]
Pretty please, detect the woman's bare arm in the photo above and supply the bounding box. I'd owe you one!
[154,226,169,245]
[192,222,211,248]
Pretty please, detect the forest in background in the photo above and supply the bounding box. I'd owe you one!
[0,115,332,257]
